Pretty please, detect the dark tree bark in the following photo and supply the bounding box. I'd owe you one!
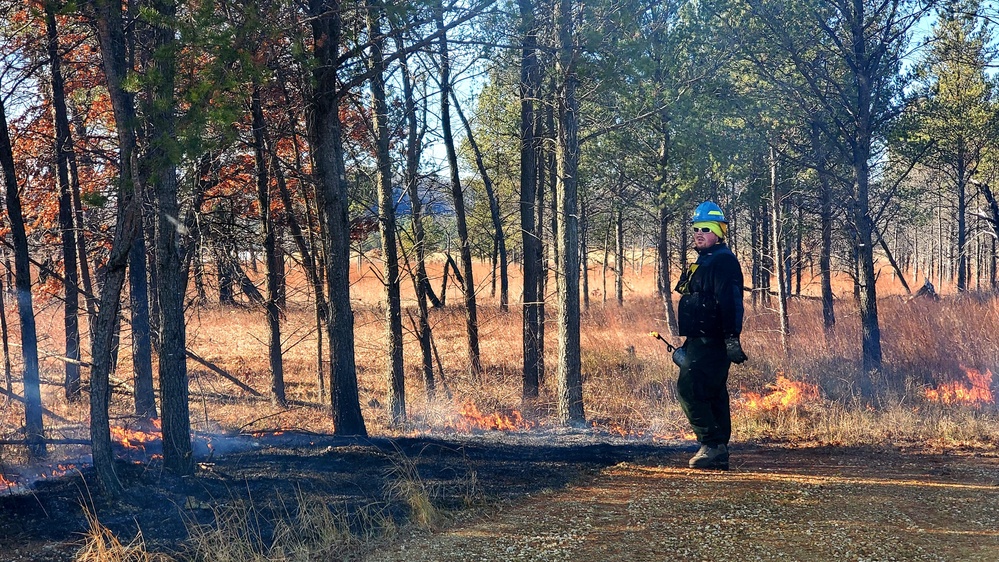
[554,0,584,426]
[0,88,45,460]
[535,92,552,388]
[128,231,156,419]
[749,196,761,309]
[366,2,405,423]
[580,196,589,312]
[144,197,160,347]
[45,4,82,402]
[86,0,146,496]
[847,3,883,386]
[216,234,236,305]
[655,124,678,334]
[810,122,836,331]
[795,202,803,296]
[518,0,543,398]
[957,154,968,291]
[251,85,286,408]
[614,170,625,306]
[147,0,193,475]
[436,4,482,375]
[308,0,367,437]
[0,275,10,395]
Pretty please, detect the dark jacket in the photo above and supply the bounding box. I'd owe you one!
[675,242,744,339]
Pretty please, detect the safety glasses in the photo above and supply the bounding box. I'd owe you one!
[692,227,713,233]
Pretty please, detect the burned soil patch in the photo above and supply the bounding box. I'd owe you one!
[0,430,674,561]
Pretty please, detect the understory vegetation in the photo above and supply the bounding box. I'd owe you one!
[2,260,998,561]
[2,259,995,459]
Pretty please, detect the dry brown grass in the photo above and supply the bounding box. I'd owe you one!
[183,490,394,562]
[75,504,175,562]
[1,254,998,465]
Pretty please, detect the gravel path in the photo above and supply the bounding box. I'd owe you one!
[363,445,999,562]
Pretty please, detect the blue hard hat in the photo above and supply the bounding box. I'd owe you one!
[691,201,727,224]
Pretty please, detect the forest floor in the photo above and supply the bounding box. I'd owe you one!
[364,442,999,562]
[1,432,998,561]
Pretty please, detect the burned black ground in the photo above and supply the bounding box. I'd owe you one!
[0,430,676,561]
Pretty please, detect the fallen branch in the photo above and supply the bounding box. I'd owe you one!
[186,350,263,397]
[0,438,91,446]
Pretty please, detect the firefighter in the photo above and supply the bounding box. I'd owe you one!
[674,201,747,470]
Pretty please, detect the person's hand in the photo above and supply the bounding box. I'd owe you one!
[725,337,748,364]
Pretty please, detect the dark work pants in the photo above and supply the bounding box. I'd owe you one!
[676,337,731,446]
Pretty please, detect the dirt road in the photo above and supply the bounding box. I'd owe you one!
[364,445,999,562]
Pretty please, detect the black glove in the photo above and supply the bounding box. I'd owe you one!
[725,337,748,364]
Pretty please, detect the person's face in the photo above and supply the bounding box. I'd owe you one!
[693,226,719,250]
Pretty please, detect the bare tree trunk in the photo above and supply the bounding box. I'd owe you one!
[769,148,790,355]
[852,66,882,388]
[657,205,678,335]
[518,0,543,399]
[795,202,803,296]
[367,3,405,422]
[436,4,482,375]
[251,85,286,408]
[0,275,9,395]
[129,230,156,419]
[538,84,555,388]
[761,196,772,308]
[554,0,583,425]
[750,198,761,309]
[876,230,911,294]
[308,0,367,437]
[44,5,83,402]
[148,0,193,475]
[614,196,624,306]
[580,196,589,312]
[957,153,968,292]
[86,0,146,496]
[182,153,214,306]
[811,122,836,331]
[602,216,610,303]
[305,188,328,400]
[656,117,679,326]
[0,89,45,460]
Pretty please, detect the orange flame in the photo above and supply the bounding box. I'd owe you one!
[0,474,22,493]
[925,368,994,405]
[741,376,820,412]
[594,420,631,437]
[109,421,162,456]
[37,464,77,479]
[451,402,535,432]
[110,426,160,451]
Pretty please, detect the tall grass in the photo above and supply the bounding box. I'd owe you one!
[184,491,395,562]
[75,504,174,562]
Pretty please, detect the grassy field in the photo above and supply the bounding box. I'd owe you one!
[1,253,998,463]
